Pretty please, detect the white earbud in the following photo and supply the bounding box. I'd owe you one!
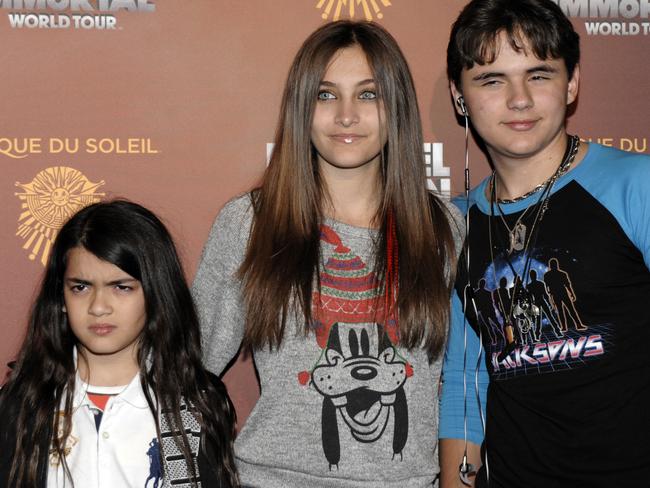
[459,454,477,486]
[456,96,468,116]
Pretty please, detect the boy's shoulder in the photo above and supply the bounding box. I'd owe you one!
[582,143,650,176]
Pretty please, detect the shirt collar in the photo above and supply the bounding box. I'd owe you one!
[71,347,151,410]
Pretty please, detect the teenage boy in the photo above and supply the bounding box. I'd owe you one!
[438,0,650,486]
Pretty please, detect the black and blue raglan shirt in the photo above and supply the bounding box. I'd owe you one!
[439,143,650,487]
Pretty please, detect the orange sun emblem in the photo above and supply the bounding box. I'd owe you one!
[15,166,105,266]
[316,0,393,21]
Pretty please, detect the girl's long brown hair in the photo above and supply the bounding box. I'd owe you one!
[239,21,458,359]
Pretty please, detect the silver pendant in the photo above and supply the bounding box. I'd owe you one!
[508,222,527,254]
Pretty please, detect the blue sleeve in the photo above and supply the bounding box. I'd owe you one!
[439,291,488,445]
[611,155,650,269]
[575,145,650,270]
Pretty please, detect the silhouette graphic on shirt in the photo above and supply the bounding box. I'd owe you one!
[474,278,504,345]
[493,276,512,330]
[543,258,587,332]
[527,269,564,341]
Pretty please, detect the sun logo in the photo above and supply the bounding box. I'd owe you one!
[15,166,105,266]
[316,0,393,21]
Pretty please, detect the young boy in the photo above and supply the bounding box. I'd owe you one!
[439,1,650,486]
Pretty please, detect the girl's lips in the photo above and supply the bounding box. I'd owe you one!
[330,134,364,144]
[89,324,117,336]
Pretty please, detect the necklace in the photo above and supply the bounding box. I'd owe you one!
[490,135,580,254]
[489,180,548,359]
[492,135,581,204]
[494,203,531,254]
[487,135,579,359]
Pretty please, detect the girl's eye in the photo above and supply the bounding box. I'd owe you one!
[70,284,88,293]
[359,90,377,100]
[317,91,336,101]
[115,284,134,292]
[530,75,550,81]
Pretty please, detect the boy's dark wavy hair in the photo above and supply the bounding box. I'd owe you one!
[1,200,239,487]
[447,0,580,88]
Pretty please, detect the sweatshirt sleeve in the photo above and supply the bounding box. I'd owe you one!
[439,287,489,445]
[192,196,253,376]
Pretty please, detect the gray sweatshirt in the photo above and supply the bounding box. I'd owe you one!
[192,194,464,488]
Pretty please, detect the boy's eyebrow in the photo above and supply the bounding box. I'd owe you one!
[526,64,559,74]
[472,71,504,81]
[472,64,559,81]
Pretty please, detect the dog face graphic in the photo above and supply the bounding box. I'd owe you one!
[312,322,407,400]
[311,322,409,467]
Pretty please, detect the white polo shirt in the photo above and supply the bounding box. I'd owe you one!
[47,372,161,488]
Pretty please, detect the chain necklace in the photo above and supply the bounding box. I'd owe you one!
[487,135,579,359]
[492,135,581,204]
[488,176,549,359]
[490,135,580,254]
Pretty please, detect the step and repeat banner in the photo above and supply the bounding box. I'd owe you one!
[1,0,648,424]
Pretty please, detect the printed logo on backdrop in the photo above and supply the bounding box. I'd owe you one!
[316,0,393,21]
[0,137,159,158]
[584,135,648,153]
[15,167,105,266]
[423,142,450,200]
[551,0,650,35]
[2,0,155,31]
[266,142,451,200]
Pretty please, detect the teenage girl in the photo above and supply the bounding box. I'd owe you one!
[193,21,464,488]
[0,201,239,487]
